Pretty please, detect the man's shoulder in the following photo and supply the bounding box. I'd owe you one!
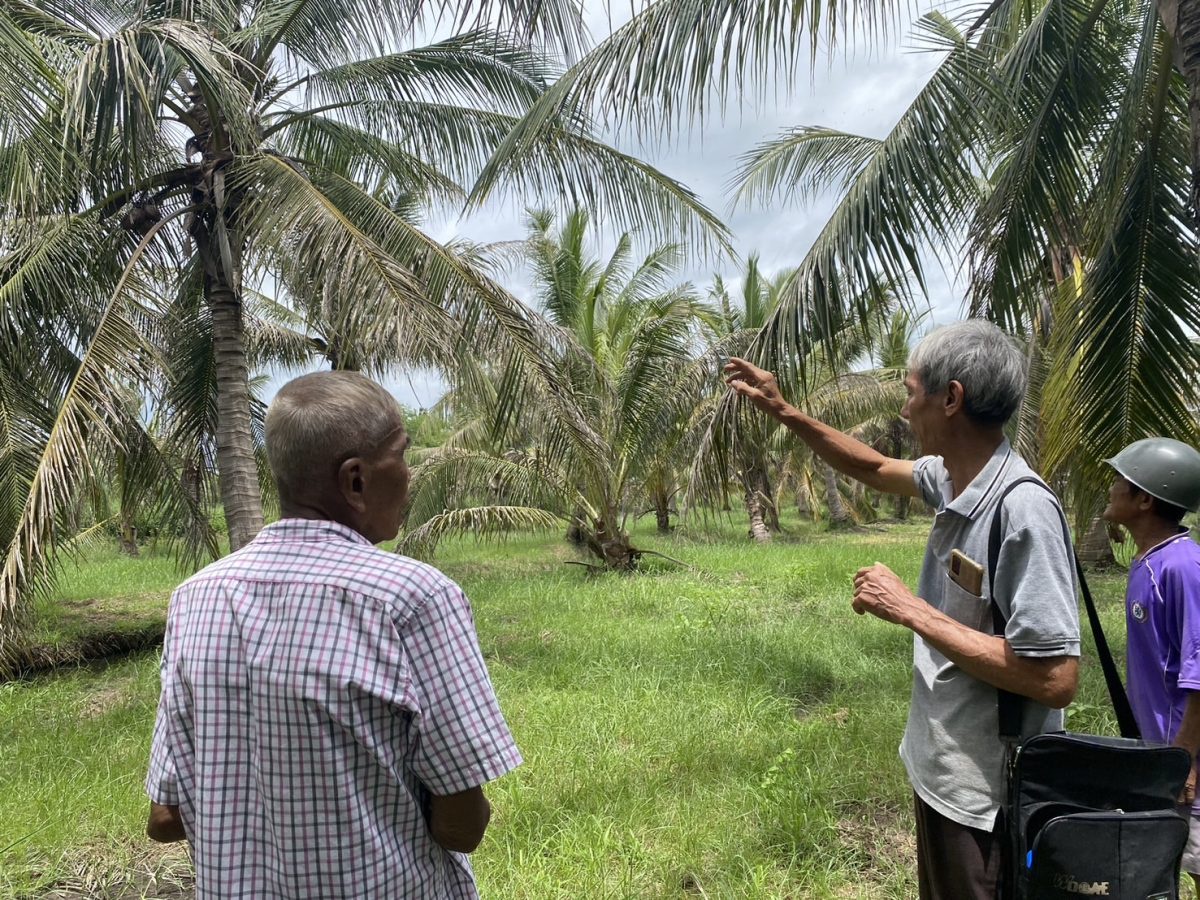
[994,463,1064,522]
[175,538,460,609]
[1152,535,1200,577]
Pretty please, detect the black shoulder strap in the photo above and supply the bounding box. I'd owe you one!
[987,476,1140,740]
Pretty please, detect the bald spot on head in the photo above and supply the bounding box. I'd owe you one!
[265,371,404,506]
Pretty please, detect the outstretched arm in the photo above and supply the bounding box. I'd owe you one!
[725,357,919,497]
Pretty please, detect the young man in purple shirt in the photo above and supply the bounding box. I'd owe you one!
[1103,436,1200,892]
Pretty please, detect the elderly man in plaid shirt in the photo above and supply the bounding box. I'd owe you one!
[144,371,522,899]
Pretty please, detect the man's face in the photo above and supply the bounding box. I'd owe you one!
[900,370,945,456]
[360,426,411,543]
[1101,474,1144,526]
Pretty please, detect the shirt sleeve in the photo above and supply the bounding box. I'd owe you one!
[1165,554,1200,690]
[145,610,180,805]
[993,485,1081,658]
[401,583,522,796]
[912,455,946,511]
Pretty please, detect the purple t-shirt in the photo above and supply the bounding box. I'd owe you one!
[1125,532,1200,754]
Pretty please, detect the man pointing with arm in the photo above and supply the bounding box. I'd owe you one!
[727,319,1080,900]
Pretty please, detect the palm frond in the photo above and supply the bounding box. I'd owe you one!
[1041,35,1200,515]
[470,111,733,257]
[738,12,992,388]
[269,113,467,207]
[0,225,164,669]
[295,31,552,118]
[399,504,565,558]
[966,0,1130,326]
[404,447,582,530]
[470,0,904,149]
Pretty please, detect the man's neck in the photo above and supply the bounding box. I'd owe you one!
[1127,518,1186,559]
[280,499,358,534]
[942,430,1006,500]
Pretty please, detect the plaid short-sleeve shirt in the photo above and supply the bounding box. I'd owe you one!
[145,519,522,899]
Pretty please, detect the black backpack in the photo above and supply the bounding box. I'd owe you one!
[988,477,1191,900]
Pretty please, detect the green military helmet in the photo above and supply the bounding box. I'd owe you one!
[1105,437,1200,512]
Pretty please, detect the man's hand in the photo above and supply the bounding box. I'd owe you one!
[852,563,927,628]
[429,786,491,853]
[1182,767,1198,807]
[146,802,186,843]
[725,357,786,414]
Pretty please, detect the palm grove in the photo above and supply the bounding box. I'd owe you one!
[2,0,1199,668]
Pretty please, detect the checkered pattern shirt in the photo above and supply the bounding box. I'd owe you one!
[146,519,521,899]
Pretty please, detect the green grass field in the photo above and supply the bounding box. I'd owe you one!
[0,517,1132,899]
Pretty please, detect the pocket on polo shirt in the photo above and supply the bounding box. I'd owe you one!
[940,571,989,631]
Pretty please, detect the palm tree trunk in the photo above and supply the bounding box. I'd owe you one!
[653,486,671,534]
[796,480,813,519]
[757,468,781,532]
[1077,515,1117,568]
[585,514,638,570]
[889,423,911,521]
[742,475,771,543]
[566,506,587,545]
[199,227,264,552]
[118,513,139,557]
[821,461,853,529]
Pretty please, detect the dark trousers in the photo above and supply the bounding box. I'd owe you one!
[914,793,1003,900]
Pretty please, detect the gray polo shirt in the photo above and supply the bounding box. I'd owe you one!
[900,440,1081,830]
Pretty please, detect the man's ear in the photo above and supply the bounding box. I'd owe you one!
[944,380,965,417]
[338,456,369,512]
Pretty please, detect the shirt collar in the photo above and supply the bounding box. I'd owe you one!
[944,439,1015,519]
[256,518,373,546]
[1137,529,1191,562]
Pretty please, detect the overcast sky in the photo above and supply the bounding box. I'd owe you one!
[266,5,959,408]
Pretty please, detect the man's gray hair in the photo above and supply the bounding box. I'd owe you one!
[265,371,404,500]
[908,319,1027,427]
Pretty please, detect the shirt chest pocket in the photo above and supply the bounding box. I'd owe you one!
[939,570,990,632]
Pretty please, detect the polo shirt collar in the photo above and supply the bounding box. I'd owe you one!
[944,439,1015,519]
[1138,529,1190,562]
[257,518,373,546]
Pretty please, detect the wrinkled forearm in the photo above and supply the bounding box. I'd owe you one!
[767,399,917,496]
[905,601,1079,708]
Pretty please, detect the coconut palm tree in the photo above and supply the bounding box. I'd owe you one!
[483,0,1200,535]
[0,0,738,650]
[689,277,905,534]
[0,0,728,544]
[722,1,1200,531]
[401,209,713,570]
[700,256,795,541]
